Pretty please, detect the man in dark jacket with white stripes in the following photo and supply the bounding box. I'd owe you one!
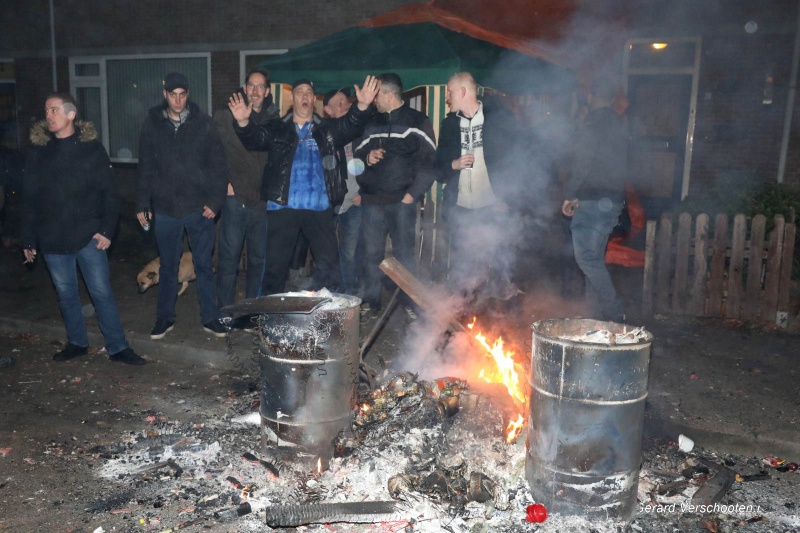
[354,73,437,317]
[136,72,228,340]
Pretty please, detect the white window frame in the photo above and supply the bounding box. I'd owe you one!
[69,53,211,163]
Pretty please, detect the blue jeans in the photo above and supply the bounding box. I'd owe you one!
[44,239,129,354]
[361,202,417,309]
[217,196,268,314]
[154,212,218,324]
[336,205,362,296]
[570,199,624,321]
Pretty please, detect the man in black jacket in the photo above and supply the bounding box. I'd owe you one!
[214,68,279,321]
[435,72,524,301]
[23,93,145,365]
[353,73,437,316]
[136,73,227,340]
[228,75,378,296]
[562,76,628,323]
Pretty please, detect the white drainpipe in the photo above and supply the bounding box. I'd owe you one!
[777,0,800,183]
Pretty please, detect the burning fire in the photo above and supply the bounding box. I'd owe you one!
[467,317,527,442]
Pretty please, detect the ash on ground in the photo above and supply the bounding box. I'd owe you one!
[75,366,800,533]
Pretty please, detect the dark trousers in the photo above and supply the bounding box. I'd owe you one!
[262,208,340,295]
[154,212,218,324]
[361,202,416,309]
[216,196,268,312]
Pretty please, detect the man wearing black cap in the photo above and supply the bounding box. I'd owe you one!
[137,72,228,340]
[228,76,379,296]
[322,87,362,296]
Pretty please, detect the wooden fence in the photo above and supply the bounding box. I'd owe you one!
[642,213,796,326]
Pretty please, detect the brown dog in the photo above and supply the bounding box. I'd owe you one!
[137,251,196,296]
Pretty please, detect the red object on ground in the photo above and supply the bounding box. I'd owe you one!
[526,503,548,523]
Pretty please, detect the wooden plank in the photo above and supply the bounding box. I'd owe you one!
[379,256,467,334]
[671,213,692,314]
[707,214,728,317]
[743,215,766,321]
[725,214,747,319]
[642,220,657,317]
[690,214,709,315]
[777,222,796,317]
[655,213,673,314]
[762,215,785,322]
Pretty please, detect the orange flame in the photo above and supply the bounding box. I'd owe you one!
[467,317,527,441]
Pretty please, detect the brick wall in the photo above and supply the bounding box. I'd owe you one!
[690,34,800,193]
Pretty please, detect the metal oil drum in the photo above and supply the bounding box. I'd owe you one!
[250,294,361,455]
[526,318,653,524]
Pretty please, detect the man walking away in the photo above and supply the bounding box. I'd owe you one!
[562,76,628,323]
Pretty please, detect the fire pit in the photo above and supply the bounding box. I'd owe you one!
[230,293,361,460]
[526,318,653,525]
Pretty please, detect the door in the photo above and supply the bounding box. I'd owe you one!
[627,74,692,204]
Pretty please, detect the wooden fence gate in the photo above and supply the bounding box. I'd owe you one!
[642,213,796,326]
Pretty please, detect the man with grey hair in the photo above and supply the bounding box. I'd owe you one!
[435,71,526,302]
[562,75,628,322]
[23,93,145,365]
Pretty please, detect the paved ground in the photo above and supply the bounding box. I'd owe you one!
[1,222,799,532]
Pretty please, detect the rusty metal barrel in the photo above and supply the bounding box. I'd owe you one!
[526,318,653,524]
[251,294,360,455]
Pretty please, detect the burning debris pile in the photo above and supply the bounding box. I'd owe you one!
[83,368,542,532]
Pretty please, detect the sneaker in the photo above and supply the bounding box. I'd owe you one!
[53,343,88,361]
[150,319,175,340]
[109,347,147,366]
[203,318,229,338]
[403,305,418,321]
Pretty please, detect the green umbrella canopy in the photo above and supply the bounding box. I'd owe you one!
[259,22,575,95]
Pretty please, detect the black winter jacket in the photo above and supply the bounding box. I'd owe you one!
[353,102,437,205]
[234,105,370,208]
[137,100,227,217]
[22,120,119,254]
[435,101,529,211]
[567,106,628,203]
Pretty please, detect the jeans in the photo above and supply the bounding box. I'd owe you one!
[336,205,362,296]
[262,208,340,295]
[154,212,218,324]
[570,199,624,321]
[361,202,417,309]
[217,196,268,313]
[44,239,129,354]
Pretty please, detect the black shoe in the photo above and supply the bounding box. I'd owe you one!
[53,343,88,361]
[109,347,147,366]
[150,319,175,340]
[203,319,229,338]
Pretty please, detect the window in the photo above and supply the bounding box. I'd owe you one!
[70,54,211,162]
